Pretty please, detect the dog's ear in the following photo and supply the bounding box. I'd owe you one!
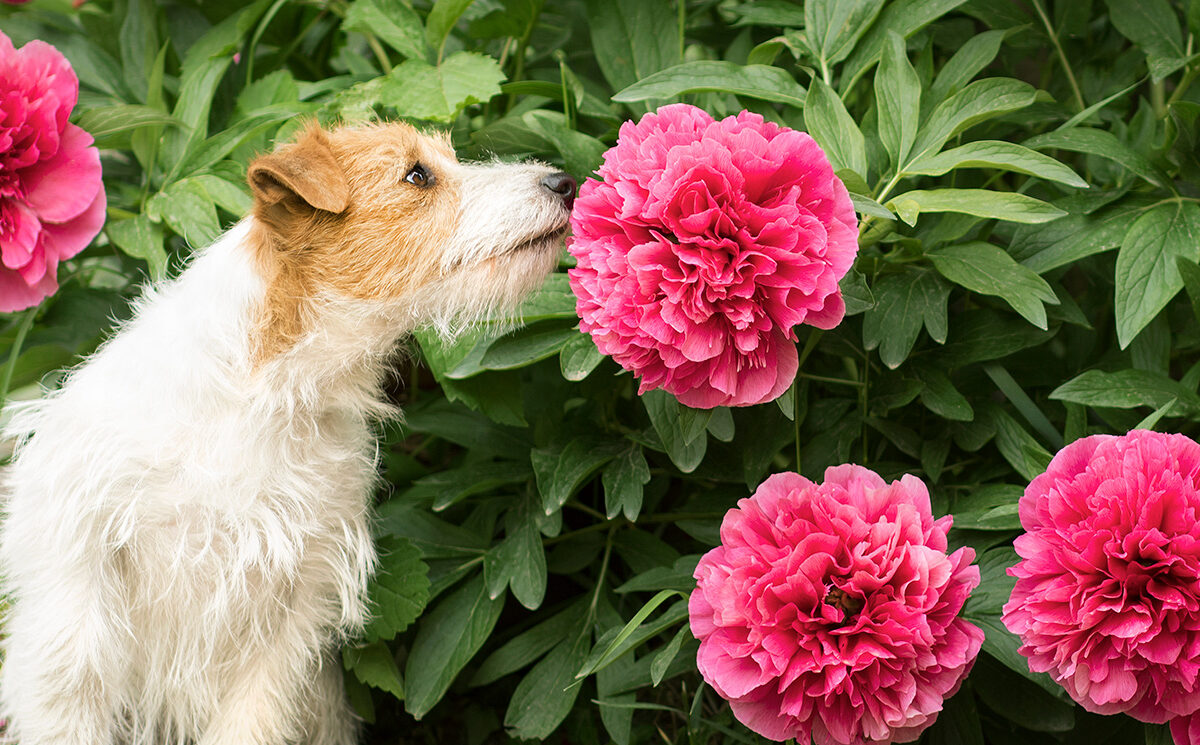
[248,128,349,214]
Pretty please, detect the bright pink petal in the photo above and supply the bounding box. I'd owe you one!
[21,124,101,223]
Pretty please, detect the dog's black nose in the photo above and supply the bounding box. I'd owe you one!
[541,171,577,207]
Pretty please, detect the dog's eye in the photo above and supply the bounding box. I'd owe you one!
[404,163,433,188]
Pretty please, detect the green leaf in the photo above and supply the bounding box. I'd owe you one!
[425,0,475,58]
[485,522,547,609]
[161,0,273,171]
[804,77,867,176]
[926,29,1006,107]
[731,0,807,27]
[504,622,590,740]
[337,52,505,123]
[838,0,971,92]
[928,243,1059,329]
[586,0,680,96]
[512,273,577,324]
[989,407,1053,481]
[1015,201,1146,273]
[650,625,690,686]
[404,573,505,719]
[972,654,1075,733]
[576,590,684,679]
[560,332,605,382]
[1104,0,1185,80]
[887,189,1066,226]
[471,603,580,686]
[642,389,711,472]
[1114,202,1200,348]
[146,178,222,248]
[344,0,427,61]
[875,31,921,170]
[862,269,951,368]
[612,61,807,109]
[343,641,404,699]
[172,106,304,182]
[521,110,608,181]
[916,366,974,421]
[363,536,431,642]
[74,104,184,148]
[963,546,1020,617]
[1024,128,1167,187]
[908,79,1038,167]
[602,446,651,520]
[403,461,530,511]
[905,141,1086,187]
[804,0,887,68]
[106,215,168,279]
[480,324,579,370]
[532,437,626,513]
[839,267,876,315]
[1050,368,1200,414]
[189,175,252,216]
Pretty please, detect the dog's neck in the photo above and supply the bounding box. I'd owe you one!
[169,219,409,419]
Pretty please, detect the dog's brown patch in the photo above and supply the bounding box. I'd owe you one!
[246,123,461,363]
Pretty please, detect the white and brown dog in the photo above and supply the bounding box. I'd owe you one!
[0,123,574,745]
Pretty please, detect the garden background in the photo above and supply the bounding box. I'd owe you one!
[2,0,1200,742]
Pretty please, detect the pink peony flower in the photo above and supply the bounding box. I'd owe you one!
[1003,430,1200,724]
[689,466,983,744]
[567,104,858,408]
[0,30,105,312]
[1175,713,1200,745]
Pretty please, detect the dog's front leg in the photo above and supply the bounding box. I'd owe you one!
[0,571,129,745]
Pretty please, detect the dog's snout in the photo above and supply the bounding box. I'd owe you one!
[541,171,577,207]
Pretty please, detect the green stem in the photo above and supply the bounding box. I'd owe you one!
[1167,63,1199,107]
[0,308,37,405]
[365,33,392,74]
[677,0,686,62]
[586,528,616,625]
[792,330,823,472]
[1030,0,1085,112]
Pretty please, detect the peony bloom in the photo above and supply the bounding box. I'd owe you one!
[568,104,858,408]
[0,30,105,312]
[689,467,983,744]
[1003,430,1200,724]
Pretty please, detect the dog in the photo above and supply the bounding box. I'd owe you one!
[0,122,575,745]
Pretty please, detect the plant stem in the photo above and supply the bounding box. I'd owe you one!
[365,33,392,74]
[1031,0,1085,112]
[1,308,38,405]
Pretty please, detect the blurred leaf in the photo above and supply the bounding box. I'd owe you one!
[805,0,887,68]
[1104,0,1185,80]
[337,52,505,122]
[343,641,404,699]
[586,0,680,95]
[953,486,1023,531]
[906,141,1087,187]
[344,0,427,61]
[106,215,168,279]
[602,445,651,520]
[839,0,970,91]
[426,0,476,58]
[1050,368,1200,413]
[405,573,505,719]
[730,0,807,27]
[804,77,867,176]
[1114,202,1200,348]
[522,110,607,181]
[146,178,221,248]
[613,61,807,108]
[363,536,431,642]
[927,242,1060,329]
[888,189,1066,226]
[1024,128,1168,187]
[863,268,951,368]
[75,104,184,148]
[876,31,920,170]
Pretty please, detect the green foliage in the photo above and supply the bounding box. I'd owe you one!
[4,0,1200,741]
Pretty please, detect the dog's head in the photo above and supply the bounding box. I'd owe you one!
[245,122,574,358]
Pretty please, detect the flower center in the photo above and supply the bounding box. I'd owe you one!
[824,586,864,624]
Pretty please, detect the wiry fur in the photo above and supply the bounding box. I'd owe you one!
[0,122,573,745]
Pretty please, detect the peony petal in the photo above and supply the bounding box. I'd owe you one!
[20,123,102,224]
[39,180,106,262]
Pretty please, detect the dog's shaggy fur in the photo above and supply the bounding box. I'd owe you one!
[0,123,573,745]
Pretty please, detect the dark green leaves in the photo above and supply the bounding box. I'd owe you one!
[1114,201,1200,347]
[875,32,920,170]
[586,0,680,95]
[362,537,431,643]
[863,269,951,368]
[613,62,806,108]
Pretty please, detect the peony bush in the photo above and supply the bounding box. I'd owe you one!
[3,0,1200,743]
